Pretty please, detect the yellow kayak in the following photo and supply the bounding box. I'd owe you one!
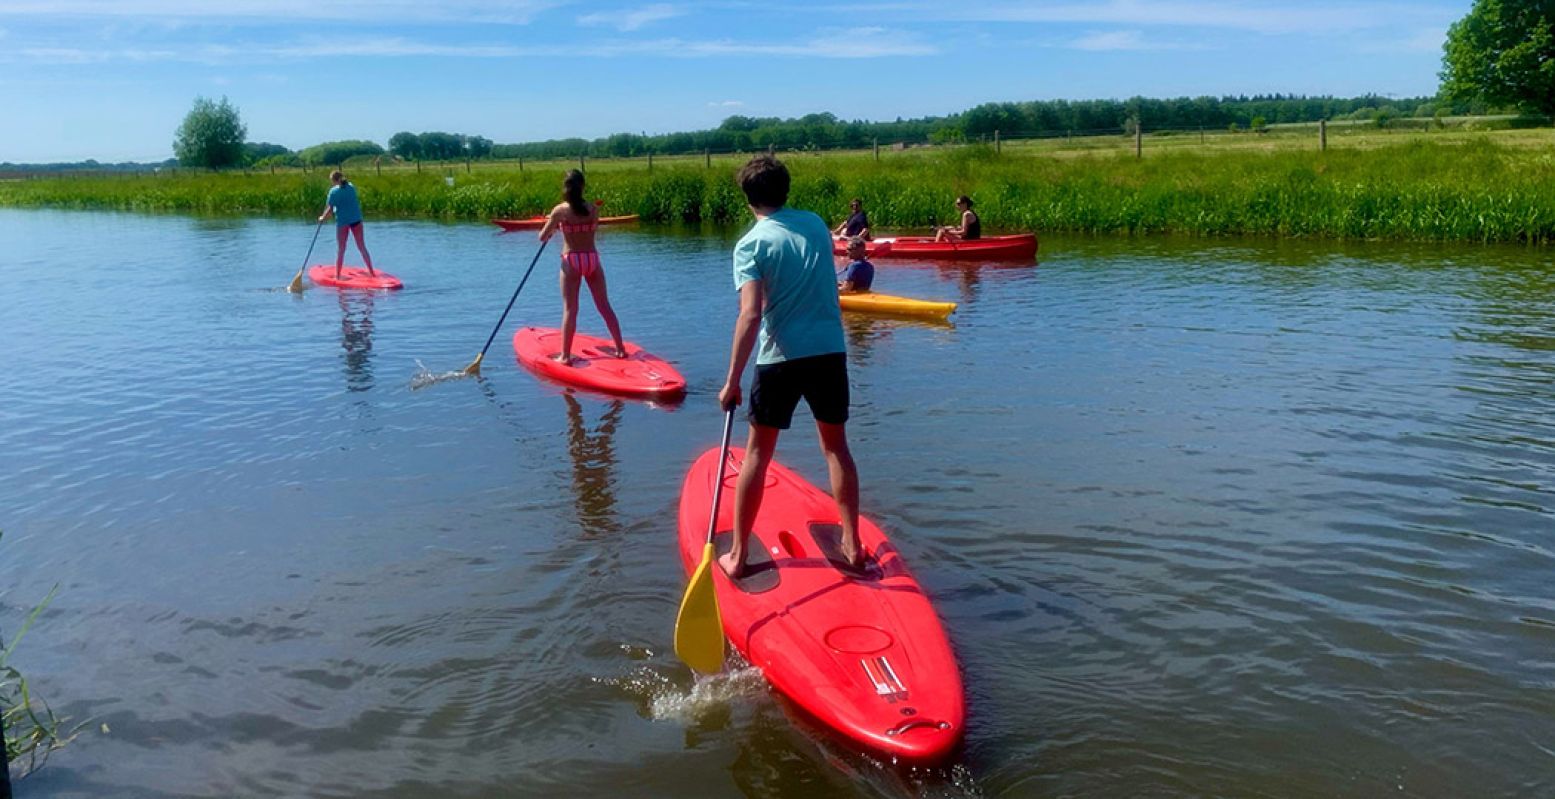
[838,291,957,320]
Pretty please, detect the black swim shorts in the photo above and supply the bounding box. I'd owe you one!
[749,352,849,430]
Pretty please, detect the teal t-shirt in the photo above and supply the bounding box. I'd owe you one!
[732,207,846,365]
[327,182,363,227]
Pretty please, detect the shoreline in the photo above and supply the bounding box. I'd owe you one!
[4,134,1554,245]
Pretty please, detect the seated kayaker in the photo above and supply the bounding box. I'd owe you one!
[832,198,872,241]
[933,195,981,242]
[836,238,875,294]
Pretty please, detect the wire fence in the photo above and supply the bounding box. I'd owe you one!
[3,115,1547,181]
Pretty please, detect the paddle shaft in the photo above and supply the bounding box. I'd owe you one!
[297,218,324,269]
[705,409,736,546]
[477,238,550,359]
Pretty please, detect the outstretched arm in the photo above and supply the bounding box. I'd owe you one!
[537,206,561,242]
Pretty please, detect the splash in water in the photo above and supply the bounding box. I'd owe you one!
[594,648,767,722]
[409,359,474,390]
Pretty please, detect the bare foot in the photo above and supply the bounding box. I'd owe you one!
[717,549,745,579]
[601,345,628,359]
[334,269,343,279]
[838,534,865,571]
[552,353,574,365]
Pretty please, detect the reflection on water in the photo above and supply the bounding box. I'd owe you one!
[4,212,1555,798]
[563,393,623,538]
[337,290,376,393]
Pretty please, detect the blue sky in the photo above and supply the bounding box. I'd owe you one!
[0,1,1467,162]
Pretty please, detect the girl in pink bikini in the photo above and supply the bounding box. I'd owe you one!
[538,169,626,364]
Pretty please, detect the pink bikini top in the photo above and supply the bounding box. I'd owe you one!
[558,214,598,234]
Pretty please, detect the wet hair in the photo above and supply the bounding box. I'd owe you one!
[846,237,867,252]
[736,155,790,208]
[956,195,973,208]
[850,197,863,207]
[330,170,345,183]
[563,169,589,216]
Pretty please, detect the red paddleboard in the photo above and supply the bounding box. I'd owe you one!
[832,233,1038,262]
[492,214,640,232]
[308,265,403,290]
[512,327,686,401]
[677,447,965,763]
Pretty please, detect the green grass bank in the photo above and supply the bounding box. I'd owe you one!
[6,136,1555,243]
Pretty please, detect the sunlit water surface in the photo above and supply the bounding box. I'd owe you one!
[2,209,1553,797]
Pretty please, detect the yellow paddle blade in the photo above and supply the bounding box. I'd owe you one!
[286,268,306,293]
[674,543,725,674]
[463,352,485,375]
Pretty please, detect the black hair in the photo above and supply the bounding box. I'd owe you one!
[563,169,589,216]
[736,155,790,208]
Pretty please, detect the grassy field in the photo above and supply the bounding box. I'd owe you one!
[5,125,1555,243]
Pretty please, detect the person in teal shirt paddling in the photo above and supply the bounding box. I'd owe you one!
[318,170,376,279]
[717,155,864,578]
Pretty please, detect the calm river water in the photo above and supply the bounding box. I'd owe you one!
[2,209,1553,798]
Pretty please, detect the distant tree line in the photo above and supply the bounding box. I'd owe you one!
[14,90,1530,175]
[485,94,1514,158]
[0,158,178,173]
[387,131,494,161]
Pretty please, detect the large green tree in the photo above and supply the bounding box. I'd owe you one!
[173,96,247,169]
[1440,0,1555,115]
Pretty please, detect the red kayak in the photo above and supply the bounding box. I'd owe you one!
[832,233,1038,262]
[512,327,685,401]
[491,214,640,232]
[677,447,964,763]
[307,265,403,290]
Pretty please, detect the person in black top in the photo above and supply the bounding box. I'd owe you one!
[934,195,981,242]
[832,197,872,240]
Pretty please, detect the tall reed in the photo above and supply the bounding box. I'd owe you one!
[5,138,1555,243]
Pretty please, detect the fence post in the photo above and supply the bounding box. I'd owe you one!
[1199,125,1205,144]
[1319,119,1327,152]
[518,156,524,172]
[579,152,585,173]
[648,151,653,172]
[994,129,1001,154]
[705,148,711,168]
[767,143,775,155]
[415,159,421,174]
[873,138,879,161]
[1134,120,1143,159]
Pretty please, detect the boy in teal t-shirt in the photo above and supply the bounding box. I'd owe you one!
[318,170,376,279]
[717,155,864,578]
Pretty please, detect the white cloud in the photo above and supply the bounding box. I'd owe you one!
[15,46,178,63]
[1356,26,1448,54]
[635,27,934,58]
[579,3,683,32]
[0,0,561,24]
[1069,29,1204,51]
[852,0,1455,36]
[707,99,744,107]
[2,27,935,65]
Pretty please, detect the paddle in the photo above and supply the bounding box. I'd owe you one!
[675,407,736,674]
[285,216,326,293]
[464,238,549,375]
